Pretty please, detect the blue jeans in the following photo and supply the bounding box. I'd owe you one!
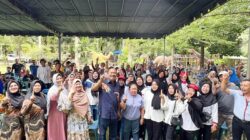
[123,118,139,140]
[119,117,125,140]
[90,105,98,121]
[99,118,118,140]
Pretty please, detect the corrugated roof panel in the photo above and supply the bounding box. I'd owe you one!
[0,0,227,38]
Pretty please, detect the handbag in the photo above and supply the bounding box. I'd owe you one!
[170,100,181,126]
[201,112,212,122]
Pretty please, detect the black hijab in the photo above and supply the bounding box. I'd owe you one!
[7,81,24,109]
[151,80,161,110]
[136,76,145,96]
[145,74,153,86]
[199,78,217,107]
[167,84,177,101]
[25,80,47,112]
[158,70,166,81]
[171,73,180,84]
[157,70,167,93]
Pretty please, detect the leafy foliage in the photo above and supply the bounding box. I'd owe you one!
[166,0,250,57]
[0,0,249,66]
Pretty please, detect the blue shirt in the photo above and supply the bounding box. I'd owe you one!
[229,89,250,121]
[99,81,120,120]
[0,80,3,93]
[84,79,93,89]
[122,93,143,120]
[30,64,38,77]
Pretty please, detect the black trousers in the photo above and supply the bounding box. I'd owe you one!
[232,116,250,140]
[164,124,176,140]
[180,128,199,140]
[145,119,162,140]
[199,125,211,140]
[139,124,145,139]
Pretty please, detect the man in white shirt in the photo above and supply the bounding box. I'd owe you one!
[37,59,51,89]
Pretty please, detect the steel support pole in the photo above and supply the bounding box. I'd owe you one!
[58,34,62,62]
[247,27,250,79]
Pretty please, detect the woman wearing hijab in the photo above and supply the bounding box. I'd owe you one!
[198,79,218,140]
[64,73,75,91]
[57,73,75,113]
[47,73,67,140]
[21,80,47,140]
[163,84,185,140]
[171,73,180,84]
[143,80,168,140]
[67,79,92,140]
[136,76,145,96]
[157,70,168,93]
[0,81,24,140]
[180,84,203,140]
[145,74,153,89]
[135,76,146,139]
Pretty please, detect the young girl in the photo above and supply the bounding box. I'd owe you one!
[144,80,168,140]
[163,84,185,140]
[180,84,203,140]
[199,79,218,140]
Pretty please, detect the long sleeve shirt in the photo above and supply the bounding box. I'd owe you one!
[143,90,168,122]
[37,66,51,84]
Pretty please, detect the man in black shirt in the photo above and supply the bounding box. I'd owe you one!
[11,59,24,78]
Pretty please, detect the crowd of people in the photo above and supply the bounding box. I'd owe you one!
[0,58,249,140]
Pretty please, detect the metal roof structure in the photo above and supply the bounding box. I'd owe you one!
[0,0,226,38]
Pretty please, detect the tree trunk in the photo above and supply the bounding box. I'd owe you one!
[74,37,80,68]
[200,45,204,69]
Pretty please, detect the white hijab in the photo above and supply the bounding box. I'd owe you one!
[46,73,64,117]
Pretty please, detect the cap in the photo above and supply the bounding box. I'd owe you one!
[187,84,199,92]
[118,75,126,81]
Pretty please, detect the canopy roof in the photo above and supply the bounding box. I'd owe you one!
[0,0,226,38]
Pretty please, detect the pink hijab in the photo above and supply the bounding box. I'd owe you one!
[71,79,89,118]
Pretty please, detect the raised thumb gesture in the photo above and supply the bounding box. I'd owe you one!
[159,90,164,98]
[30,91,36,102]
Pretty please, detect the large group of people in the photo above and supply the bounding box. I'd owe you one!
[0,58,249,140]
